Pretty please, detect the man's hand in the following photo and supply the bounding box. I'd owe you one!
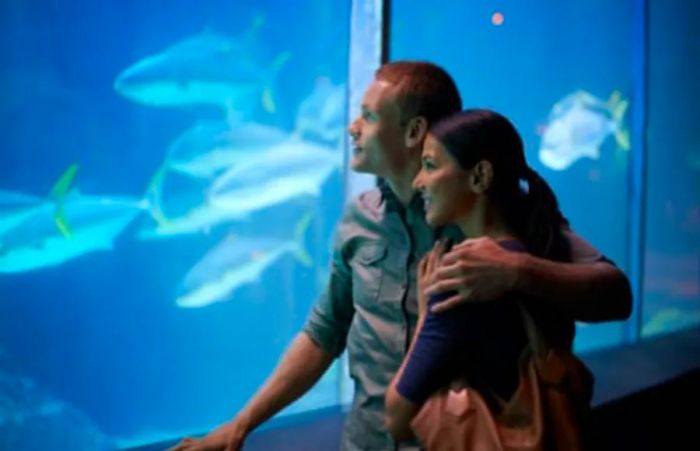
[418,240,453,318]
[425,237,521,314]
[168,421,247,451]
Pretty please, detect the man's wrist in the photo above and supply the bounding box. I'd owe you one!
[232,411,254,437]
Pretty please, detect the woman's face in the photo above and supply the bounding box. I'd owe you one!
[413,133,477,227]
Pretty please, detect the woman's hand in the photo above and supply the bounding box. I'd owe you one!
[418,240,451,319]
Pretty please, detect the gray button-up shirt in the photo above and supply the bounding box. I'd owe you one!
[304,185,448,450]
[303,185,603,450]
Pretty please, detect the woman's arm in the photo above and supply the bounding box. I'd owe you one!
[385,243,454,441]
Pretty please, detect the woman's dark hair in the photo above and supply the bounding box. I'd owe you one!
[430,109,571,261]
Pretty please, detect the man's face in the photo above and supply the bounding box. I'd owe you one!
[347,79,407,177]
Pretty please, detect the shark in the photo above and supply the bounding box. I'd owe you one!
[176,211,313,308]
[165,119,290,179]
[208,137,342,213]
[0,166,147,273]
[113,23,290,114]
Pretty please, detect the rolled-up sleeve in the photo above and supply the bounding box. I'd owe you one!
[564,227,613,265]
[303,207,356,357]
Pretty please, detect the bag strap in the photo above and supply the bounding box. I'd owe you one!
[518,302,575,387]
[518,302,549,358]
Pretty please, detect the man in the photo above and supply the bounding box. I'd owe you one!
[171,61,631,451]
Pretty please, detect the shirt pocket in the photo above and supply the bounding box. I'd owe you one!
[350,242,388,308]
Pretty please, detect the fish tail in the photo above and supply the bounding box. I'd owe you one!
[50,163,78,199]
[50,164,78,239]
[260,52,292,114]
[608,91,630,150]
[607,90,629,121]
[613,99,629,123]
[614,128,631,151]
[145,165,171,226]
[261,89,276,114]
[293,210,314,267]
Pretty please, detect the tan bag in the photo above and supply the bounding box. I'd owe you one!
[410,306,593,451]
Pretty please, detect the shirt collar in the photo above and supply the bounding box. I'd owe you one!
[378,178,424,213]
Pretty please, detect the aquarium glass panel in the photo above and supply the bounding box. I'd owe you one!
[0,0,350,448]
[390,0,634,351]
[642,0,700,337]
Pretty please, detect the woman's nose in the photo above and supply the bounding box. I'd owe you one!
[412,172,424,190]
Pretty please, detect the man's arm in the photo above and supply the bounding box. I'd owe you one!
[426,236,632,322]
[233,334,334,431]
[170,204,358,451]
[169,334,333,451]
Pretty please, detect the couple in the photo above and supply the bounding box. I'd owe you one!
[171,61,632,451]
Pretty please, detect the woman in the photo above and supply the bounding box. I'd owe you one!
[384,108,582,446]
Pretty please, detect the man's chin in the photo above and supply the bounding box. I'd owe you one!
[350,158,371,174]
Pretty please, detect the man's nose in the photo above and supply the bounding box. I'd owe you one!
[348,119,360,140]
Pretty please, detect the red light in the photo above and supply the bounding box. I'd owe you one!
[492,12,504,26]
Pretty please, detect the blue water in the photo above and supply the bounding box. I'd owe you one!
[390,0,700,350]
[1,0,350,448]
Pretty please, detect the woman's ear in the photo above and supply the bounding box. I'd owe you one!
[404,116,428,148]
[469,160,494,194]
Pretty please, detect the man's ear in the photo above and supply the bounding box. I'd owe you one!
[469,160,494,194]
[404,116,428,148]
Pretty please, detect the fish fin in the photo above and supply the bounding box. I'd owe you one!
[50,163,79,199]
[614,128,631,151]
[54,213,72,239]
[573,90,598,106]
[271,52,292,72]
[249,12,266,32]
[607,90,622,108]
[239,11,266,49]
[259,52,291,114]
[581,145,601,159]
[293,210,314,267]
[50,164,78,238]
[262,89,276,113]
[612,98,629,122]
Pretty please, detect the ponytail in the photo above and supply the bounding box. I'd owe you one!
[520,167,570,262]
[429,109,572,262]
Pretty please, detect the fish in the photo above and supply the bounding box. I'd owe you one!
[538,90,630,171]
[294,77,347,144]
[207,137,341,213]
[0,357,111,450]
[0,166,147,273]
[113,21,290,113]
[136,199,249,239]
[165,120,290,179]
[176,211,313,308]
[0,194,147,273]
